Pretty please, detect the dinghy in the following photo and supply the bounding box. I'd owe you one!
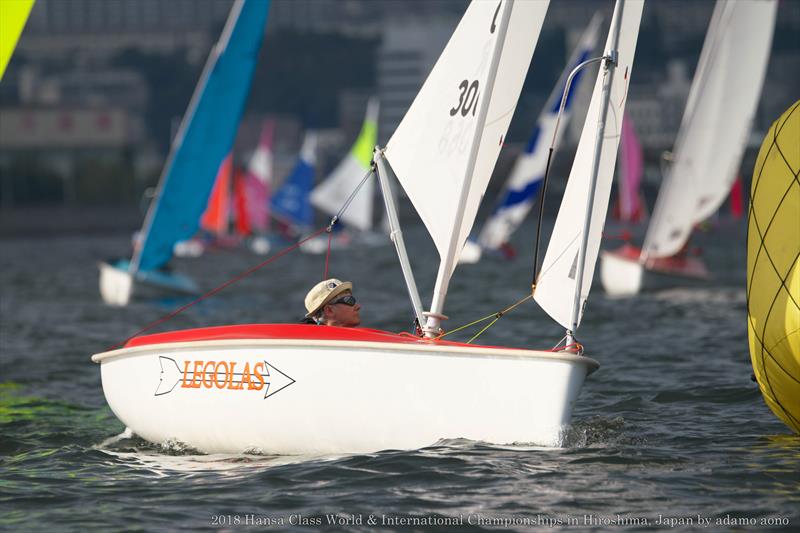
[600,0,777,296]
[244,120,277,255]
[747,100,799,434]
[99,0,270,306]
[270,131,317,241]
[301,98,383,254]
[174,119,277,257]
[93,0,643,454]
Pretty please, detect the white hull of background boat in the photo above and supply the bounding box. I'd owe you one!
[92,325,598,454]
[98,260,200,306]
[99,261,134,307]
[600,244,711,296]
[599,250,644,297]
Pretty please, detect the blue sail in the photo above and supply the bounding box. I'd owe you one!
[477,14,602,251]
[271,132,317,230]
[133,0,270,273]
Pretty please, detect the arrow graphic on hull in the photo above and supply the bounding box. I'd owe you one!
[154,356,296,399]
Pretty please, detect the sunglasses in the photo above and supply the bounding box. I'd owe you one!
[328,294,357,307]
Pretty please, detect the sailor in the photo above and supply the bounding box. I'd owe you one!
[303,278,362,327]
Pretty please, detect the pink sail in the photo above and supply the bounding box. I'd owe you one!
[243,119,275,233]
[617,113,645,223]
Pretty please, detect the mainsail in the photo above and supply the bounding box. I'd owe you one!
[615,113,645,223]
[132,0,270,273]
[385,0,549,327]
[478,13,602,251]
[243,119,275,234]
[271,131,317,232]
[310,99,379,232]
[641,0,777,259]
[534,0,644,331]
[200,154,233,236]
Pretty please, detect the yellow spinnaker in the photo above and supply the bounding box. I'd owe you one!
[747,99,800,434]
[0,0,35,81]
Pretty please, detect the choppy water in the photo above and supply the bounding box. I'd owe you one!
[1,219,798,531]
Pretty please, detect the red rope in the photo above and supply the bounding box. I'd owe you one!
[106,225,329,352]
[323,229,333,279]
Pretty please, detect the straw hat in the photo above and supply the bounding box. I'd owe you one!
[304,278,353,318]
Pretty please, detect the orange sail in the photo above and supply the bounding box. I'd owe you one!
[200,154,233,236]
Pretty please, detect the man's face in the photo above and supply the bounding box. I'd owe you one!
[323,290,361,327]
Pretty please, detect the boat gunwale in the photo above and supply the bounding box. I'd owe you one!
[91,337,600,370]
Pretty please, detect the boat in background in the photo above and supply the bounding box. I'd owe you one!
[99,0,271,306]
[301,98,383,254]
[600,0,778,296]
[92,0,643,454]
[244,119,276,255]
[460,13,603,265]
[611,112,647,225]
[270,130,317,242]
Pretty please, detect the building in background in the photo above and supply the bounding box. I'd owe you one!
[0,0,798,209]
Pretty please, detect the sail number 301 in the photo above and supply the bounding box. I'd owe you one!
[449,80,480,117]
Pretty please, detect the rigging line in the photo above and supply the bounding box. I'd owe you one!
[323,229,333,280]
[319,167,375,278]
[106,225,330,352]
[335,168,376,220]
[437,294,533,341]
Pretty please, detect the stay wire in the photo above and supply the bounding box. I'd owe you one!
[322,168,375,279]
[530,147,555,291]
[107,225,330,352]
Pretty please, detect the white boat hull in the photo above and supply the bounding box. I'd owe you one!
[93,333,597,454]
[98,260,200,306]
[98,261,134,306]
[600,249,643,296]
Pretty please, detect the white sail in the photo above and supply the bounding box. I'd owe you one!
[385,0,548,321]
[534,0,644,331]
[642,0,777,259]
[310,98,379,231]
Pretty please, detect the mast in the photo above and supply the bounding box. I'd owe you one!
[374,149,426,327]
[423,0,515,337]
[567,0,625,344]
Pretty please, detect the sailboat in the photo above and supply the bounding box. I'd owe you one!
[91,0,642,455]
[612,113,646,224]
[300,98,382,254]
[98,0,271,306]
[171,154,233,259]
[460,13,603,264]
[600,0,777,296]
[269,130,317,241]
[244,119,276,255]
